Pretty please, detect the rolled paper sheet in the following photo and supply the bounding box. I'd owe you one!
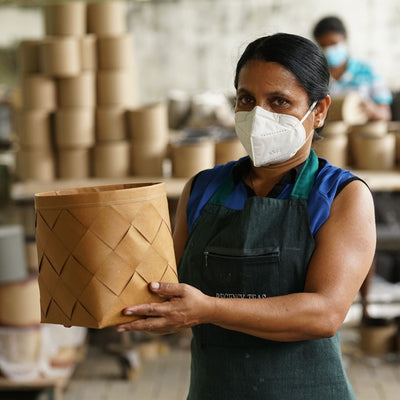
[312,135,348,168]
[43,1,86,36]
[215,138,247,165]
[127,102,169,142]
[40,37,81,78]
[326,92,368,125]
[80,35,97,71]
[349,121,389,138]
[97,34,135,70]
[55,109,95,149]
[21,75,56,111]
[87,0,126,36]
[351,133,396,170]
[96,107,127,141]
[58,72,96,108]
[93,140,130,178]
[171,138,215,178]
[18,40,42,74]
[0,225,28,284]
[16,149,55,182]
[321,121,349,137]
[57,148,91,180]
[16,109,52,149]
[35,182,178,328]
[0,276,41,326]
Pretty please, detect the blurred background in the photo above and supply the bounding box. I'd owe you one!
[0,1,399,399]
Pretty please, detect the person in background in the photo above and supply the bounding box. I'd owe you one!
[117,33,376,399]
[313,16,392,121]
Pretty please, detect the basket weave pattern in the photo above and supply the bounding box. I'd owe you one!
[35,183,178,328]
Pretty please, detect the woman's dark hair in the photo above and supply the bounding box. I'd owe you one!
[313,16,347,39]
[234,33,330,134]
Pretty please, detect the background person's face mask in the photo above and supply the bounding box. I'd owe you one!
[235,101,317,167]
[323,42,348,68]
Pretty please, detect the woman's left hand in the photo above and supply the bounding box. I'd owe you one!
[116,281,213,334]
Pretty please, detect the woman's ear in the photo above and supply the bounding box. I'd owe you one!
[314,95,331,128]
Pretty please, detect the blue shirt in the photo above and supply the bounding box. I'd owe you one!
[187,156,359,237]
[330,57,392,104]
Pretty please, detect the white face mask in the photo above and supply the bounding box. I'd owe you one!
[235,101,317,167]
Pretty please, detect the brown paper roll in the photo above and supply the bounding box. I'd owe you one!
[349,121,389,138]
[130,141,167,177]
[351,133,396,170]
[97,71,139,107]
[18,40,42,74]
[0,276,41,326]
[58,72,96,108]
[80,35,97,71]
[40,37,81,78]
[16,148,55,182]
[96,107,127,141]
[215,138,247,164]
[16,110,52,149]
[97,34,134,70]
[312,135,348,168]
[0,225,28,284]
[360,321,397,356]
[35,182,178,328]
[43,2,86,36]
[87,1,126,36]
[55,109,95,149]
[171,139,215,178]
[396,133,400,164]
[127,103,169,142]
[326,93,368,125]
[93,141,130,178]
[21,75,56,111]
[26,241,39,273]
[58,148,91,180]
[322,121,349,137]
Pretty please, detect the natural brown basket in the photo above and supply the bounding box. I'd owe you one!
[35,182,178,329]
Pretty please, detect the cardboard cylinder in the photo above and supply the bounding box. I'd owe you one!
[57,72,96,108]
[312,135,348,168]
[130,141,167,177]
[97,34,134,70]
[80,35,97,71]
[87,1,126,37]
[326,93,368,125]
[40,37,81,78]
[396,133,400,164]
[55,109,95,148]
[26,240,39,273]
[16,149,55,182]
[351,133,396,170]
[35,182,178,328]
[16,110,52,149]
[97,71,139,107]
[350,121,389,138]
[58,148,91,180]
[127,103,168,142]
[96,107,127,141]
[0,225,28,284]
[93,141,130,178]
[0,276,41,326]
[215,138,247,164]
[44,2,86,36]
[360,319,397,356]
[18,40,42,74]
[21,75,56,111]
[0,326,42,381]
[322,121,348,137]
[171,139,215,178]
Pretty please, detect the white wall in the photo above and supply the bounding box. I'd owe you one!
[1,0,400,103]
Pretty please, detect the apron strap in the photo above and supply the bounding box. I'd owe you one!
[210,150,319,205]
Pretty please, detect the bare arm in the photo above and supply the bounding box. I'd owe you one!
[361,100,392,121]
[117,181,376,341]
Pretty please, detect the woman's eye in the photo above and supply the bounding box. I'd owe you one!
[237,96,254,106]
[271,97,289,107]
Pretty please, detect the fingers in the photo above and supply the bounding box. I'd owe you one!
[148,281,185,297]
[123,301,168,317]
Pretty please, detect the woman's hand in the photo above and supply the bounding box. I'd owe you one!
[116,281,214,334]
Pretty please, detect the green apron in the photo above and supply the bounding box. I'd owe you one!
[178,151,355,400]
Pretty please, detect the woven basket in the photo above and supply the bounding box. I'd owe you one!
[35,182,178,329]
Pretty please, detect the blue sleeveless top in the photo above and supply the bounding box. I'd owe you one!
[187,156,358,237]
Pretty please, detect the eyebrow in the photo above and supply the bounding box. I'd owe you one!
[236,88,294,98]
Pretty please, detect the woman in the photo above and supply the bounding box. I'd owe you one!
[313,16,392,121]
[117,33,376,399]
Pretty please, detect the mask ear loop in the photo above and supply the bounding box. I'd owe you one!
[300,100,318,123]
